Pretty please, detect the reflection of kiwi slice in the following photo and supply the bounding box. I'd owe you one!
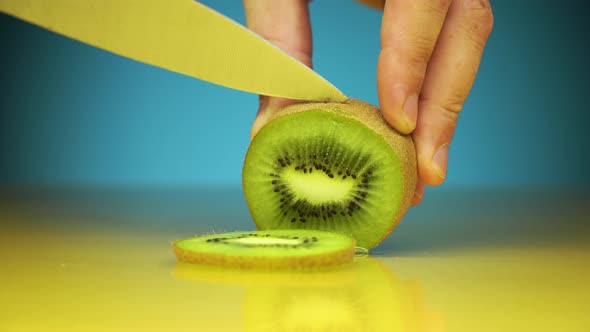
[243,257,404,331]
[243,99,417,249]
[172,256,368,287]
[172,229,355,269]
[172,257,442,331]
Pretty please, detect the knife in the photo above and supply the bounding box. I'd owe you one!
[0,0,347,102]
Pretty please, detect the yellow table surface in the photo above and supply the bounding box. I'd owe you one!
[1,188,588,331]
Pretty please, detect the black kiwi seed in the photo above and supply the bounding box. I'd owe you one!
[249,135,386,239]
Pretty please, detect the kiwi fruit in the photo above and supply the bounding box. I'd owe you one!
[242,99,417,249]
[172,229,355,269]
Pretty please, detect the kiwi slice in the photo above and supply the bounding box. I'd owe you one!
[243,99,417,249]
[172,229,355,269]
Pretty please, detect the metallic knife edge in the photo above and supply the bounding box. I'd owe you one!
[0,0,348,102]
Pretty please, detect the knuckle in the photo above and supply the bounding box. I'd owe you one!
[380,45,429,83]
[411,35,436,64]
[381,31,435,66]
[442,91,466,114]
[421,98,462,123]
[438,104,461,125]
[455,5,494,51]
[477,9,495,36]
[392,35,435,67]
[444,101,464,115]
[463,1,495,36]
[432,0,453,12]
[399,0,451,12]
[422,94,465,113]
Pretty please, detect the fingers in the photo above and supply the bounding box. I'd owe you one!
[377,0,451,134]
[244,0,312,139]
[413,0,494,186]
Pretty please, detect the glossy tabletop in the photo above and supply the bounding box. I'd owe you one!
[1,188,588,331]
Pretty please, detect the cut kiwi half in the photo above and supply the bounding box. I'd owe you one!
[243,99,417,249]
[172,229,355,270]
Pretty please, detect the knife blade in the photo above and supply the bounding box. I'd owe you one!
[0,0,347,102]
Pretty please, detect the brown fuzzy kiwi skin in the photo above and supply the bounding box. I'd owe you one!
[248,98,417,248]
[172,239,355,270]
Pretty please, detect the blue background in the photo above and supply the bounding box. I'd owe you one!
[1,0,588,190]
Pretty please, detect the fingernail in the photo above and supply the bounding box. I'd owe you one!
[432,143,449,180]
[402,94,418,131]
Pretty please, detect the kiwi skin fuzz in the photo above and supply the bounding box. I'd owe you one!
[246,99,417,248]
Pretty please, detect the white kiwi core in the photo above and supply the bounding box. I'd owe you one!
[281,167,355,204]
[227,237,302,246]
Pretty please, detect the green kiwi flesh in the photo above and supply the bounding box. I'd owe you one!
[242,99,417,249]
[173,229,355,269]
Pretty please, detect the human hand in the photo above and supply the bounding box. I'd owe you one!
[244,0,494,206]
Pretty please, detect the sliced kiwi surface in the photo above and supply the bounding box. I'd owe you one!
[173,229,355,270]
[243,99,417,249]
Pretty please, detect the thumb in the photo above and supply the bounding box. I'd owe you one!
[244,0,313,140]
